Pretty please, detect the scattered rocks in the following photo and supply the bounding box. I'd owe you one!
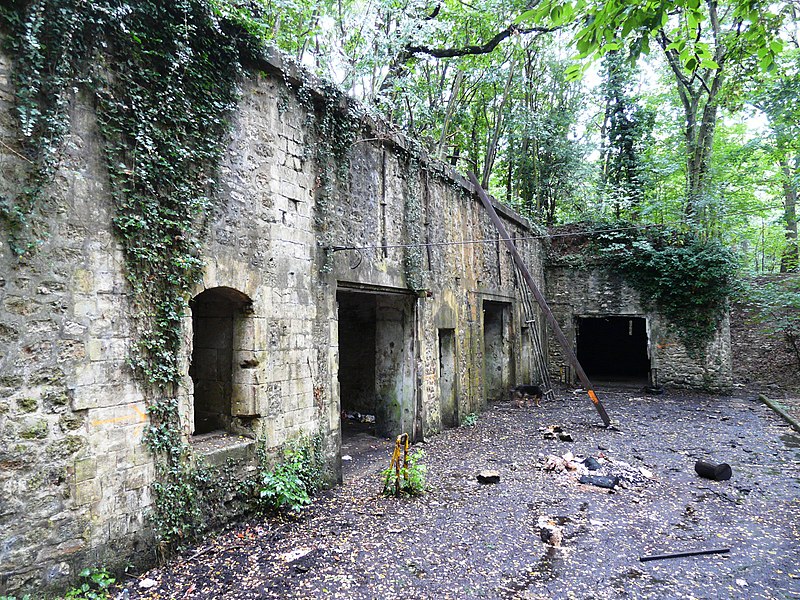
[138,578,157,590]
[536,516,563,547]
[541,425,573,441]
[578,474,620,490]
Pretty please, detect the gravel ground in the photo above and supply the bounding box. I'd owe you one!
[117,387,800,600]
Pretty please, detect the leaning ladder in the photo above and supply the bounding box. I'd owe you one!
[515,265,556,401]
[468,172,611,427]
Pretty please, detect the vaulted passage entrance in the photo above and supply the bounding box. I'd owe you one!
[576,316,650,382]
[337,289,416,442]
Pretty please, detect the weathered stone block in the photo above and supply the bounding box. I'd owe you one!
[73,479,100,506]
[231,383,257,416]
[19,419,49,440]
[74,457,97,483]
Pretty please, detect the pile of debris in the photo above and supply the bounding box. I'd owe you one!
[541,451,654,490]
[341,411,375,424]
[541,425,573,442]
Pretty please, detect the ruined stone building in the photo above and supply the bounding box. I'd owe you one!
[0,35,731,596]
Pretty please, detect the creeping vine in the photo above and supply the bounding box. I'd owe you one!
[552,222,738,355]
[2,0,353,548]
[1,0,251,548]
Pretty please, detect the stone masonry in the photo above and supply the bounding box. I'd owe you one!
[545,265,733,392]
[0,43,542,594]
[0,40,732,597]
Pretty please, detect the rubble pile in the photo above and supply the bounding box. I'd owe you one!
[540,450,654,489]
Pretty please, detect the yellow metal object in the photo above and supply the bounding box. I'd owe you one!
[386,433,410,496]
[588,390,599,405]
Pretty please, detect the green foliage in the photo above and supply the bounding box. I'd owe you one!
[149,453,259,551]
[64,567,115,600]
[461,412,478,427]
[589,222,738,353]
[742,276,800,366]
[256,433,326,513]
[597,51,655,220]
[381,448,427,497]
[2,0,258,549]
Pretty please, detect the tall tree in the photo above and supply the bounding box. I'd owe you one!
[751,46,800,272]
[597,51,654,219]
[522,0,790,229]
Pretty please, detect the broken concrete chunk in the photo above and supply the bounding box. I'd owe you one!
[543,424,572,441]
[583,457,601,471]
[477,470,500,484]
[579,474,620,489]
[536,516,563,547]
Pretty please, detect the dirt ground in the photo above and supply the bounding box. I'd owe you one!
[115,387,800,600]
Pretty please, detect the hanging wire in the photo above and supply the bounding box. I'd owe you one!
[329,204,790,256]
[329,222,660,253]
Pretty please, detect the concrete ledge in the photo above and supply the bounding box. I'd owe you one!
[190,432,257,468]
[758,394,800,433]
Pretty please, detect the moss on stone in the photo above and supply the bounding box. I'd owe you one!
[59,413,84,432]
[44,388,70,407]
[20,420,49,440]
[48,435,86,459]
[30,368,65,385]
[0,375,24,387]
[17,396,38,412]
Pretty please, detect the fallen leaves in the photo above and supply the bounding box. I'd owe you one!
[115,388,800,599]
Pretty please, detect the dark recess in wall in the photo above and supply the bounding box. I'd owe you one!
[577,316,649,380]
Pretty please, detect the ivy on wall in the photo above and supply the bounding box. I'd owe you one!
[0,0,339,549]
[587,223,738,355]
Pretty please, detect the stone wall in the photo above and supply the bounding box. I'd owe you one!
[0,44,544,595]
[545,265,733,392]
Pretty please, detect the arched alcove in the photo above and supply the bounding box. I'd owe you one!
[189,286,253,435]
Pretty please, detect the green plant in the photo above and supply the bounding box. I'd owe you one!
[256,434,326,513]
[742,276,800,368]
[382,448,427,497]
[64,567,115,600]
[2,0,252,549]
[461,412,478,427]
[586,222,738,354]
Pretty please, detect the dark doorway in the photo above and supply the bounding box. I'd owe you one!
[576,316,649,381]
[483,301,512,401]
[337,291,378,442]
[337,290,415,441]
[438,328,457,428]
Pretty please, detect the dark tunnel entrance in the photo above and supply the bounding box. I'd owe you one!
[337,289,415,441]
[337,288,416,481]
[576,316,650,383]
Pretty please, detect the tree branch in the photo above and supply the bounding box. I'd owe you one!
[404,24,557,59]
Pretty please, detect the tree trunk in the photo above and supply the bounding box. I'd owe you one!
[481,60,516,189]
[780,154,799,272]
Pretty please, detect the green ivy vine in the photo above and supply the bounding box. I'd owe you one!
[1,0,262,549]
[589,222,738,355]
[2,0,352,550]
